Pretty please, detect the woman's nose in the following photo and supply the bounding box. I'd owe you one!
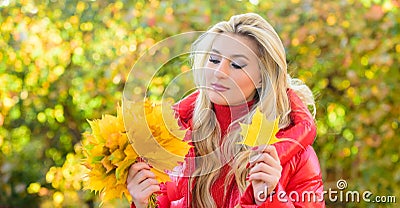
[214,58,229,79]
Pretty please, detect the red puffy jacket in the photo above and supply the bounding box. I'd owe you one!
[131,89,325,207]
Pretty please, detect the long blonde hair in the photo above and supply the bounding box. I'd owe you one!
[189,13,315,207]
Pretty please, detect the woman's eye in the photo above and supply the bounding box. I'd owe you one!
[209,57,220,64]
[231,63,244,69]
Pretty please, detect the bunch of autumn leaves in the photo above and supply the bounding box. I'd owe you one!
[82,99,279,205]
[82,109,137,202]
[82,99,191,204]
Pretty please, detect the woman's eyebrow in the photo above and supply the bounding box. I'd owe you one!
[211,48,249,61]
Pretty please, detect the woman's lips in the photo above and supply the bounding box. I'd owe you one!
[211,83,230,92]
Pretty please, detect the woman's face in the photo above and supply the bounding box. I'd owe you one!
[204,33,261,106]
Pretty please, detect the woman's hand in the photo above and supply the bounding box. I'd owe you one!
[127,162,160,208]
[248,145,282,205]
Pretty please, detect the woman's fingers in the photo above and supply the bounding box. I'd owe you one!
[126,163,160,208]
[133,182,160,205]
[129,180,160,206]
[249,162,281,177]
[249,152,281,171]
[135,177,159,192]
[248,145,282,199]
[249,172,281,186]
[252,145,279,160]
[135,169,157,184]
[261,145,279,161]
[141,182,161,196]
[127,162,151,182]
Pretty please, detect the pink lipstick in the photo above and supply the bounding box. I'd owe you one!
[211,83,230,92]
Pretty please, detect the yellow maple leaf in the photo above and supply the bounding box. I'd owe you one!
[101,175,121,201]
[109,148,125,164]
[115,158,135,184]
[101,156,115,174]
[238,107,281,147]
[87,120,104,144]
[151,167,172,183]
[124,143,138,160]
[123,98,191,183]
[84,166,106,192]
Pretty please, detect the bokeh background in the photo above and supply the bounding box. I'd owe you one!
[1,0,399,207]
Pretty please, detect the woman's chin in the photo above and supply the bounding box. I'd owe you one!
[207,92,229,105]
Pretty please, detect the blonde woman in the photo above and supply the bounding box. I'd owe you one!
[127,13,324,208]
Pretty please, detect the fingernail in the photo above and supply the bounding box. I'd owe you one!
[246,162,250,168]
[148,164,153,168]
[251,146,258,150]
[245,176,250,181]
[154,191,162,195]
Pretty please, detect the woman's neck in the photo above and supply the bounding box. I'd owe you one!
[213,100,255,137]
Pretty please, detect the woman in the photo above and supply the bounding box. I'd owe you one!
[127,13,324,208]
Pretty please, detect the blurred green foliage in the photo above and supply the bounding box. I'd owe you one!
[0,0,399,207]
